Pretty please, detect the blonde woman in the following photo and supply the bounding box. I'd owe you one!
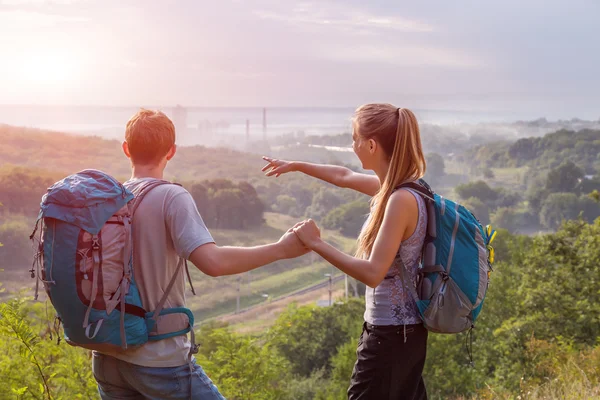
[262,104,429,399]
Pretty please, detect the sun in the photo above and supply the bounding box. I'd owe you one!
[18,49,79,86]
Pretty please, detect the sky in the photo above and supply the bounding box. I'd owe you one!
[0,0,598,118]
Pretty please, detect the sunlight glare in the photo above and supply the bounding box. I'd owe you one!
[17,48,80,86]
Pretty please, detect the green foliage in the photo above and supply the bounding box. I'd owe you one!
[540,193,586,230]
[0,216,32,270]
[268,300,363,377]
[462,197,490,224]
[317,339,359,399]
[188,179,264,229]
[0,125,268,182]
[305,188,344,221]
[321,201,370,237]
[516,219,600,344]
[196,328,289,400]
[0,166,59,216]
[279,369,328,400]
[490,207,540,234]
[455,181,498,203]
[423,153,445,184]
[273,195,300,217]
[0,299,97,399]
[545,160,585,194]
[464,129,600,173]
[482,167,495,179]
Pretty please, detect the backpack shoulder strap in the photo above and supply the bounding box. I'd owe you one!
[128,179,196,297]
[129,179,181,218]
[394,179,435,201]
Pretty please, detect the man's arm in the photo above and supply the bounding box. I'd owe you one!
[188,229,307,277]
[165,187,308,277]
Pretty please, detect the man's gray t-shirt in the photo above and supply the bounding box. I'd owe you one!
[100,178,214,367]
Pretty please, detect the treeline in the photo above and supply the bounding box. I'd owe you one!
[187,179,264,229]
[462,128,600,173]
[2,218,599,399]
[0,167,266,271]
[0,124,267,181]
[454,160,600,232]
[254,178,370,237]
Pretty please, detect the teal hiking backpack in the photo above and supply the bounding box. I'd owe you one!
[397,180,497,335]
[29,169,198,356]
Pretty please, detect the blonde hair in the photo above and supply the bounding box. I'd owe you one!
[125,109,176,165]
[354,104,426,258]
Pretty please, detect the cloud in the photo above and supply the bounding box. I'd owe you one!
[323,44,482,68]
[0,0,82,5]
[253,2,434,34]
[0,9,87,29]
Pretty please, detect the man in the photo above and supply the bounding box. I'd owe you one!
[92,109,307,399]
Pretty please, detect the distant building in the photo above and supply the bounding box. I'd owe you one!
[172,105,188,141]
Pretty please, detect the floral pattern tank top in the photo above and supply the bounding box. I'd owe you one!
[364,188,428,326]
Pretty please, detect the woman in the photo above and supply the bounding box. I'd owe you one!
[262,104,429,399]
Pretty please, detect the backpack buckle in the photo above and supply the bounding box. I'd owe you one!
[91,235,100,250]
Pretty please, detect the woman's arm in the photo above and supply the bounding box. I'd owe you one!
[262,156,380,196]
[294,190,419,287]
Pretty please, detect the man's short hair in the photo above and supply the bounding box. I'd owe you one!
[125,109,176,165]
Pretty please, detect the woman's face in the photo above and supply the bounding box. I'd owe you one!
[352,127,373,170]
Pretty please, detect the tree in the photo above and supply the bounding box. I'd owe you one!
[287,183,314,215]
[189,180,264,229]
[268,300,363,377]
[305,188,344,220]
[0,216,32,270]
[455,181,498,203]
[515,219,600,344]
[491,207,520,232]
[424,153,445,184]
[539,192,581,230]
[212,188,244,229]
[508,137,538,162]
[483,167,495,179]
[190,182,216,227]
[578,195,600,223]
[494,188,522,209]
[237,181,265,227]
[545,161,584,194]
[322,201,370,237]
[273,195,299,217]
[462,197,490,224]
[195,327,290,400]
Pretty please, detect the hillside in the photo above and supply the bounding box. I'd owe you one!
[0,125,367,325]
[460,128,600,173]
[0,124,267,182]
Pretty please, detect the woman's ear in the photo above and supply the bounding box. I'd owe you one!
[368,138,377,155]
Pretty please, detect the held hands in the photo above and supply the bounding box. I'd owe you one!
[261,156,295,177]
[278,222,311,259]
[292,219,321,249]
[278,219,322,258]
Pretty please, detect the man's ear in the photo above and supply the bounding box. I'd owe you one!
[122,141,131,158]
[166,144,177,161]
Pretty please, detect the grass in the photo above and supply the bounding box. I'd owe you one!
[183,212,356,322]
[224,280,348,335]
[1,211,358,331]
